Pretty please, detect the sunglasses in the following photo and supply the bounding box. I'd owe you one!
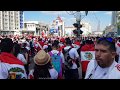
[98,37,113,42]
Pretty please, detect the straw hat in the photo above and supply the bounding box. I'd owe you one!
[34,50,50,65]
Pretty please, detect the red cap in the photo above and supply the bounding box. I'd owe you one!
[74,41,80,46]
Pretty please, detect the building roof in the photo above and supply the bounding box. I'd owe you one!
[24,21,39,24]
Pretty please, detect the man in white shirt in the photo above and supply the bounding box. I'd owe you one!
[85,37,120,79]
[62,38,80,79]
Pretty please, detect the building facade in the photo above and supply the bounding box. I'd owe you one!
[81,22,92,36]
[103,25,113,36]
[49,16,65,37]
[0,11,24,35]
[23,21,49,36]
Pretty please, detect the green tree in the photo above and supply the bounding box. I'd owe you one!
[117,12,120,29]
[117,21,120,29]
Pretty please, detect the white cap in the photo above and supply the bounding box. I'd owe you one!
[43,45,48,50]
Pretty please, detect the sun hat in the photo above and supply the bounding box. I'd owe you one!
[34,50,50,65]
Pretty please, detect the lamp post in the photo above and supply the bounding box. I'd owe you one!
[75,12,82,38]
[67,11,88,38]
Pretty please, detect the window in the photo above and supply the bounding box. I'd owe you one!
[4,27,8,30]
[5,19,7,21]
[4,11,7,13]
[11,12,13,14]
[5,15,7,17]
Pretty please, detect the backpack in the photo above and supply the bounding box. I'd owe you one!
[30,40,34,48]
[49,51,62,78]
[62,48,73,70]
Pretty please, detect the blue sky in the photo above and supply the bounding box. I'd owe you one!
[24,11,112,31]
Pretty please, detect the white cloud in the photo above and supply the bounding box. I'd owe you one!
[63,17,76,23]
[90,11,100,13]
[69,18,76,21]
[40,11,67,15]
[40,11,90,15]
[104,11,112,15]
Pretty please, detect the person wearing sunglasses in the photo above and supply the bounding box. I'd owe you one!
[85,37,120,79]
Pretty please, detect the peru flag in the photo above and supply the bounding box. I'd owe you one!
[81,44,95,73]
[81,51,95,61]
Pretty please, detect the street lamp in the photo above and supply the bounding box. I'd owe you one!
[67,11,88,37]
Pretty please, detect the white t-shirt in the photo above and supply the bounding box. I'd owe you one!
[85,60,120,79]
[64,46,80,69]
[17,53,27,65]
[24,41,30,51]
[90,65,109,79]
[49,68,58,79]
[0,61,27,79]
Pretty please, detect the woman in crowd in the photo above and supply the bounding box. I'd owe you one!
[28,50,58,79]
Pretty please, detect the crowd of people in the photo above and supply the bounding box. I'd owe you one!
[0,34,120,79]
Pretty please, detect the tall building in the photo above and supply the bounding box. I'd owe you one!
[111,11,117,25]
[111,11,117,32]
[0,11,24,35]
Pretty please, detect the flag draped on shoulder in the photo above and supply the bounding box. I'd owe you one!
[0,52,24,65]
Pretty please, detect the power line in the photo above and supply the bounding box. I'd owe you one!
[93,12,99,22]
